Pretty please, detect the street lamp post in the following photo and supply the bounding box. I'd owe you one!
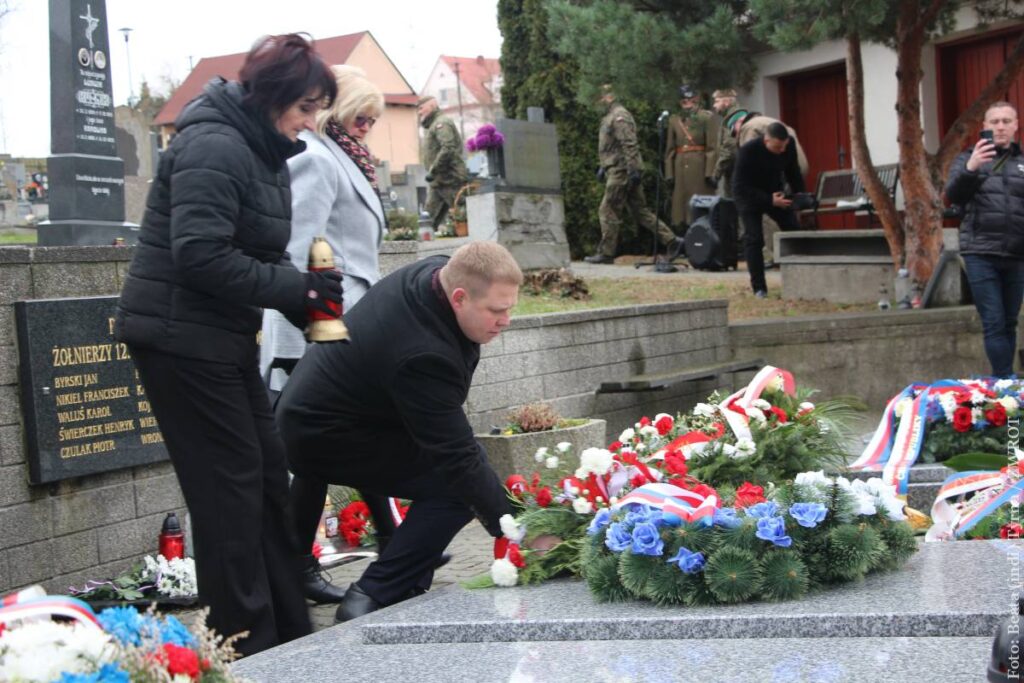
[118,27,135,107]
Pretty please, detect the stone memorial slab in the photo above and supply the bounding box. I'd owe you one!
[15,295,167,483]
[495,118,561,191]
[41,0,138,246]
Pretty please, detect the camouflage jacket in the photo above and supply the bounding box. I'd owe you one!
[598,102,642,173]
[421,110,468,184]
[713,103,748,181]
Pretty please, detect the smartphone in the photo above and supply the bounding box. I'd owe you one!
[980,130,995,143]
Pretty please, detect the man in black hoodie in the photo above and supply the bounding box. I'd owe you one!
[277,241,522,622]
[732,122,806,297]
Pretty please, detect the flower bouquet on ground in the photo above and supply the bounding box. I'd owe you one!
[68,554,198,608]
[0,593,247,682]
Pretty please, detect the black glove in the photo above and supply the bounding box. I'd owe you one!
[282,308,306,332]
[628,169,642,187]
[303,270,343,317]
[425,173,434,183]
[596,166,606,182]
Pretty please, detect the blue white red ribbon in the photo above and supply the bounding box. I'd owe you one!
[0,595,101,631]
[716,366,796,443]
[611,482,718,526]
[926,467,1024,541]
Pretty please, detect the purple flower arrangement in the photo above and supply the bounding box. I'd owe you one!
[466,124,505,152]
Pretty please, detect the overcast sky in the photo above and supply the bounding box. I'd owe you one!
[0,0,503,157]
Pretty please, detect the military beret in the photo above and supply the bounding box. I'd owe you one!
[678,84,697,99]
[713,88,737,99]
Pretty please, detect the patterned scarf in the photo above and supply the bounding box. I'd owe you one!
[325,119,378,191]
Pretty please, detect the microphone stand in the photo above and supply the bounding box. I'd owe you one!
[635,111,677,273]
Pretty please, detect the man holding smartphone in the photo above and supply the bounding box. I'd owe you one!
[946,101,1024,377]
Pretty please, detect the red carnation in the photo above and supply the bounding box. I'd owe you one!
[506,475,529,497]
[340,501,370,524]
[768,406,788,424]
[608,440,623,452]
[508,543,526,568]
[655,415,674,435]
[639,416,652,427]
[734,482,766,508]
[162,643,201,679]
[311,541,322,559]
[535,487,553,508]
[710,422,726,438]
[986,403,1008,427]
[630,473,648,488]
[952,406,973,433]
[1001,522,1023,539]
[664,451,688,477]
[690,483,719,502]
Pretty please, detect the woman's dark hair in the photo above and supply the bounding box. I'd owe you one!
[239,33,337,121]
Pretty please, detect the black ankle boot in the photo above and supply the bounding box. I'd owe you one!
[301,554,347,604]
[334,582,382,623]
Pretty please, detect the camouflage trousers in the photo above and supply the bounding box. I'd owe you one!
[425,183,461,229]
[597,168,677,257]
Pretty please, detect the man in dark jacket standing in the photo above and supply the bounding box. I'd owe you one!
[946,101,1024,377]
[732,122,805,297]
[277,241,522,622]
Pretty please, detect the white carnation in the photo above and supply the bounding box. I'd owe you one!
[635,442,647,452]
[721,443,738,458]
[556,441,572,453]
[545,455,560,469]
[491,558,519,587]
[795,470,833,488]
[752,398,771,410]
[619,428,635,442]
[578,447,615,477]
[995,379,1015,390]
[693,403,716,417]
[573,497,594,514]
[999,396,1019,412]
[499,514,526,543]
[798,401,815,413]
[735,438,757,457]
[639,425,659,439]
[745,407,767,423]
[0,621,113,681]
[534,447,548,463]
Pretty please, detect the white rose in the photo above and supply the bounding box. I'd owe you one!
[745,407,767,423]
[579,447,615,476]
[545,455,560,469]
[499,514,525,543]
[999,396,1020,412]
[556,441,572,453]
[735,438,757,457]
[639,425,659,439]
[619,428,635,442]
[573,497,594,514]
[693,402,716,417]
[752,398,771,410]
[534,447,548,463]
[491,558,519,587]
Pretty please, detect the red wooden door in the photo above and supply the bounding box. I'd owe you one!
[938,28,1024,141]
[779,63,855,229]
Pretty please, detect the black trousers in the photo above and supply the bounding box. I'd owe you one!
[284,431,476,606]
[131,347,311,657]
[738,205,800,293]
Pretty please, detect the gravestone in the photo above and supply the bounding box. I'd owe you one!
[40,0,139,246]
[466,115,570,270]
[15,295,168,483]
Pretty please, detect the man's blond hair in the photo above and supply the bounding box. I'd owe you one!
[315,65,384,136]
[440,242,523,297]
[985,101,1018,120]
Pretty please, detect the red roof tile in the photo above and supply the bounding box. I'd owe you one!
[439,56,501,106]
[156,32,371,126]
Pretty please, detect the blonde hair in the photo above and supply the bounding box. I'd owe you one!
[315,64,385,135]
[440,242,523,297]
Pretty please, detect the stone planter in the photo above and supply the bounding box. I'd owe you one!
[477,419,607,481]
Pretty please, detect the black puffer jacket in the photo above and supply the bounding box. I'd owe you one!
[946,142,1024,257]
[115,78,307,362]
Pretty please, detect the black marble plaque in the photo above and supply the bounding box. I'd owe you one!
[16,296,168,484]
[46,155,126,222]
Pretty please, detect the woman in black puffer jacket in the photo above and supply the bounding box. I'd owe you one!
[946,101,1024,378]
[114,34,338,656]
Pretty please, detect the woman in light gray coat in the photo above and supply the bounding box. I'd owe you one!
[260,66,390,603]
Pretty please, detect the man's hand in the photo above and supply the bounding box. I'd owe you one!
[772,191,792,209]
[966,137,998,172]
[596,166,606,182]
[628,169,642,187]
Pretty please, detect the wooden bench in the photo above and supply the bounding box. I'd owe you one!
[802,163,899,229]
[597,358,765,394]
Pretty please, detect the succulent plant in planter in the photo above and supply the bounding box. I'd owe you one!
[478,403,606,480]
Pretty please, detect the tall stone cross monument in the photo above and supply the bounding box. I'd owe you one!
[41,0,137,245]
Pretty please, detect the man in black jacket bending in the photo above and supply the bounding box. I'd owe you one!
[732,121,806,297]
[277,241,522,622]
[946,101,1024,377]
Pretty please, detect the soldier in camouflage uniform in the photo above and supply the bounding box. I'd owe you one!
[664,85,719,228]
[585,85,685,264]
[418,95,468,229]
[711,89,749,200]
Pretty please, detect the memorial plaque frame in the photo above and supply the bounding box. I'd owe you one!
[16,295,168,483]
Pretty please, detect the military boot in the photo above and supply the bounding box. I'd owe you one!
[301,554,347,604]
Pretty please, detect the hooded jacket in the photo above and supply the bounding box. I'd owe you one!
[946,142,1024,258]
[115,78,307,362]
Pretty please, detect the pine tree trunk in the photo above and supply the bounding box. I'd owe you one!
[895,0,945,286]
[846,33,904,269]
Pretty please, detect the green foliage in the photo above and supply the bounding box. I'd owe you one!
[758,549,809,602]
[875,519,918,570]
[825,523,882,581]
[386,209,420,231]
[617,550,664,596]
[941,451,1009,472]
[582,535,633,602]
[920,424,1008,464]
[704,546,762,603]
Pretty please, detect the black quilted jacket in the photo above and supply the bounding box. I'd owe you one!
[946,142,1024,258]
[115,78,307,362]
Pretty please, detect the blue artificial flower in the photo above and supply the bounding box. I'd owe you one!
[605,521,632,552]
[788,502,827,528]
[665,546,706,574]
[659,511,683,527]
[973,418,990,431]
[158,614,197,647]
[755,516,793,547]
[745,501,779,520]
[58,664,130,683]
[630,522,665,556]
[97,606,144,646]
[588,508,613,535]
[624,506,658,527]
[712,507,743,529]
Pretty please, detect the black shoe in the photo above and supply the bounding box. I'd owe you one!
[301,554,348,604]
[584,253,615,264]
[666,237,687,261]
[754,290,768,299]
[334,582,382,623]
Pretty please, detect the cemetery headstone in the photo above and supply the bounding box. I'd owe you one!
[40,0,139,245]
